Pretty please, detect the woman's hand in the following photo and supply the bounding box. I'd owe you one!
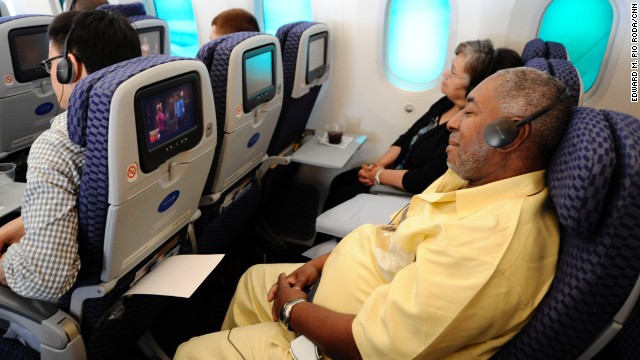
[358,163,384,186]
[358,163,378,186]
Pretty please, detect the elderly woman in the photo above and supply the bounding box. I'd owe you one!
[322,39,523,211]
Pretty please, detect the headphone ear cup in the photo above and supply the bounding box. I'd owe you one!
[56,56,75,85]
[484,118,519,148]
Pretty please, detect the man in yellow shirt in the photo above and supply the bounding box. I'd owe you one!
[175,67,573,359]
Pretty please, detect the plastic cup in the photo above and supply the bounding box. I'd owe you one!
[0,163,16,186]
[325,123,345,144]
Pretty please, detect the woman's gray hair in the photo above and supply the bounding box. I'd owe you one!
[455,40,494,91]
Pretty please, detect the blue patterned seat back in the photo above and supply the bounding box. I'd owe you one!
[521,38,546,64]
[524,57,550,73]
[522,38,568,63]
[492,108,640,359]
[268,21,323,156]
[97,2,146,17]
[546,40,568,60]
[196,32,261,194]
[97,3,160,23]
[62,54,189,326]
[525,58,582,106]
[547,58,582,106]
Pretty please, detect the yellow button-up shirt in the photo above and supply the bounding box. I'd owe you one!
[317,169,559,359]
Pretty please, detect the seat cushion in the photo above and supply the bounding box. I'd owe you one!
[548,107,615,236]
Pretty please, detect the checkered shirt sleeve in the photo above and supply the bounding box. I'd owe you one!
[2,112,83,299]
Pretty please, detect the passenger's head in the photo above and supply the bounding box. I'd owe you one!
[67,0,109,12]
[446,67,572,187]
[442,39,523,108]
[45,10,141,109]
[209,8,259,41]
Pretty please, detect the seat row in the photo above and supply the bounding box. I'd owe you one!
[0,8,331,360]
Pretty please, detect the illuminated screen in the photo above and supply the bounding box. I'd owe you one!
[135,72,202,172]
[306,32,328,84]
[242,44,276,113]
[137,27,164,56]
[8,25,50,83]
[245,51,273,96]
[308,37,325,71]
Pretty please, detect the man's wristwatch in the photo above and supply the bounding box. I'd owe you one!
[279,298,306,331]
[374,169,384,185]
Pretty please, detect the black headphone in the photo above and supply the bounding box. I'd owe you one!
[56,19,78,85]
[483,88,571,148]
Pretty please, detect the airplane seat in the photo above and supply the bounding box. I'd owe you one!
[491,107,640,359]
[253,21,332,248]
[97,2,171,56]
[96,2,146,17]
[548,58,583,105]
[546,40,569,61]
[525,57,583,106]
[0,55,216,359]
[521,38,546,63]
[267,21,330,157]
[521,38,569,63]
[0,15,56,159]
[194,32,283,253]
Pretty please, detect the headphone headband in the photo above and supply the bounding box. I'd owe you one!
[483,87,571,148]
[56,16,79,84]
[514,88,571,128]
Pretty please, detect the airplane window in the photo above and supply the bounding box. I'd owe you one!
[385,0,451,92]
[153,0,199,57]
[538,0,614,92]
[261,0,313,35]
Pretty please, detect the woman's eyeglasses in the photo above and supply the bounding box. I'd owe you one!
[40,55,65,74]
[449,60,468,82]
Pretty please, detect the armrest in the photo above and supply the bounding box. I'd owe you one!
[257,155,292,182]
[316,193,410,238]
[0,287,85,359]
[370,184,411,197]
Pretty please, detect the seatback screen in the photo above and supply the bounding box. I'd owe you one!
[306,31,328,84]
[308,37,325,72]
[8,25,50,83]
[135,71,203,172]
[242,44,276,113]
[138,27,164,56]
[245,51,273,97]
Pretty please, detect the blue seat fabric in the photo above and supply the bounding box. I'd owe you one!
[525,58,581,107]
[267,21,322,156]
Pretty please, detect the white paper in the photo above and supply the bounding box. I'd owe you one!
[125,254,224,298]
[318,133,354,149]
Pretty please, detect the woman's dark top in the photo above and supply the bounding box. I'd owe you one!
[322,96,454,212]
